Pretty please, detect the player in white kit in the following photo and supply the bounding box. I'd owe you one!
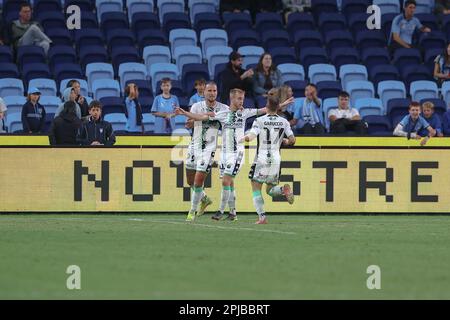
[240,88,296,224]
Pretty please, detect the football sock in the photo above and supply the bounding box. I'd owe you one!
[268,186,283,197]
[219,186,232,213]
[228,187,236,213]
[191,186,203,212]
[252,190,265,218]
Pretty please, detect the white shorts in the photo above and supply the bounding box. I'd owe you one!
[186,146,215,173]
[219,151,244,178]
[248,156,281,185]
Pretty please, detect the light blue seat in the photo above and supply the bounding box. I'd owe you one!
[354,98,384,118]
[158,0,185,23]
[410,80,438,102]
[127,0,154,22]
[200,28,228,58]
[39,96,62,114]
[189,0,216,24]
[339,64,368,91]
[278,63,305,83]
[3,96,27,115]
[322,97,339,130]
[238,46,264,69]
[59,79,89,97]
[346,80,375,107]
[169,28,198,57]
[372,0,400,15]
[96,0,123,21]
[173,114,187,129]
[415,0,432,14]
[5,112,23,133]
[308,64,337,84]
[149,62,179,92]
[205,46,232,78]
[92,79,121,100]
[28,78,57,96]
[377,80,406,111]
[0,78,23,97]
[173,45,202,73]
[143,45,171,74]
[442,81,450,107]
[104,113,128,131]
[86,63,115,94]
[118,62,148,89]
[142,113,156,132]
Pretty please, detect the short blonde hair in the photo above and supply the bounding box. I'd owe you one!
[230,88,245,96]
[422,101,434,110]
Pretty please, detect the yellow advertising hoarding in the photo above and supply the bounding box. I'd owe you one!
[0,147,449,213]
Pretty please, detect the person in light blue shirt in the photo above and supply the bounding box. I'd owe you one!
[152,78,180,133]
[124,83,144,133]
[389,0,431,54]
[189,78,206,106]
[291,84,325,134]
[393,101,435,145]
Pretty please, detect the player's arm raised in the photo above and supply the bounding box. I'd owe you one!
[175,107,212,121]
[282,121,296,146]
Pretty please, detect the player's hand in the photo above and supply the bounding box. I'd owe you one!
[185,119,194,129]
[280,97,295,108]
[282,138,290,146]
[78,95,85,104]
[206,112,215,117]
[174,107,185,115]
[414,134,422,140]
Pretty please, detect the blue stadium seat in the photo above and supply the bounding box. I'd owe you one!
[401,65,434,90]
[132,12,160,36]
[118,62,147,89]
[143,45,171,73]
[86,63,115,93]
[442,81,450,107]
[0,63,19,78]
[410,80,439,102]
[377,80,406,110]
[103,113,128,131]
[0,78,23,97]
[99,97,126,116]
[59,79,88,97]
[293,30,323,51]
[53,63,83,88]
[79,45,109,71]
[22,63,51,84]
[149,62,179,92]
[127,0,155,23]
[101,12,129,35]
[17,46,46,66]
[348,13,370,37]
[372,0,400,15]
[308,64,337,84]
[287,13,315,39]
[324,30,354,51]
[342,0,370,18]
[181,63,210,95]
[74,29,105,48]
[322,97,339,130]
[238,46,265,69]
[189,0,216,25]
[106,29,136,54]
[93,79,121,100]
[96,0,123,22]
[173,45,203,73]
[200,29,227,58]
[387,98,411,125]
[39,96,62,114]
[163,12,191,36]
[194,12,222,34]
[137,30,168,51]
[286,80,308,97]
[214,62,228,83]
[355,30,386,50]
[339,64,368,91]
[364,115,392,135]
[125,79,153,98]
[354,98,384,117]
[330,47,360,69]
[361,47,390,71]
[269,47,297,65]
[65,0,95,12]
[0,46,13,63]
[278,63,305,83]
[229,30,261,50]
[415,13,439,30]
[45,29,73,47]
[311,0,338,21]
[419,98,447,116]
[316,81,342,100]
[318,12,347,32]
[111,46,141,76]
[143,113,156,132]
[158,0,184,23]
[5,112,23,133]
[414,0,432,14]
[223,12,252,33]
[369,64,400,86]
[37,11,65,30]
[300,47,328,70]
[80,11,99,29]
[28,78,57,96]
[418,31,447,50]
[48,46,77,72]
[393,48,422,74]
[262,30,291,51]
[206,46,233,78]
[346,80,375,106]
[255,12,284,33]
[381,12,397,40]
[3,96,26,115]
[169,28,198,56]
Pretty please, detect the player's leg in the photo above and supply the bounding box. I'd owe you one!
[186,170,208,221]
[251,180,267,224]
[265,183,294,205]
[212,174,233,221]
[196,151,215,216]
[226,179,237,220]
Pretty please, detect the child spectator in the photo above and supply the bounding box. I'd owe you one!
[21,87,46,133]
[419,101,443,137]
[152,78,180,133]
[291,83,325,134]
[78,100,116,146]
[55,87,82,119]
[0,98,7,133]
[189,78,206,106]
[124,83,144,133]
[393,101,436,146]
[48,101,82,145]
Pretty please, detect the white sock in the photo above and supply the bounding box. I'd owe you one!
[252,190,265,218]
[219,187,231,213]
[191,186,203,212]
[268,185,283,197]
[228,187,236,214]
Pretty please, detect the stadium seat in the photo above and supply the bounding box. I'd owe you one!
[142,113,156,132]
[223,12,252,33]
[106,29,136,52]
[0,46,13,63]
[287,13,315,41]
[101,12,129,33]
[330,47,359,69]
[372,0,400,15]
[316,81,342,100]
[308,64,337,84]
[414,0,432,14]
[322,97,339,130]
[269,47,297,66]
[48,46,77,72]
[262,30,291,51]
[181,63,210,95]
[393,48,422,74]
[0,63,19,78]
[131,12,160,36]
[46,29,73,47]
[194,12,222,34]
[173,114,188,130]
[28,78,57,97]
[229,30,261,50]
[377,80,406,111]
[169,28,198,56]
[200,29,228,58]
[143,45,171,74]
[318,12,347,32]
[74,29,105,48]
[348,12,370,37]
[17,46,46,66]
[3,96,26,115]
[22,63,51,84]
[361,47,390,71]
[125,79,153,98]
[238,46,265,69]
[387,98,411,125]
[137,30,168,52]
[39,96,62,114]
[103,113,127,131]
[111,47,141,76]
[189,0,216,25]
[37,11,65,30]
[173,45,203,73]
[79,45,109,71]
[342,0,370,16]
[59,79,88,97]
[410,81,439,102]
[381,12,397,40]
[158,0,184,23]
[79,11,99,29]
[5,112,23,133]
[324,30,354,52]
[86,63,115,93]
[163,12,191,36]
[139,97,155,112]
[255,12,284,33]
[369,64,400,87]
[355,30,386,50]
[65,0,95,12]
[299,47,328,70]
[118,63,148,89]
[401,65,434,90]
[206,46,233,79]
[0,78,24,97]
[293,30,323,52]
[354,98,384,118]
[96,0,123,22]
[127,0,155,23]
[92,79,121,100]
[418,31,447,50]
[286,80,308,98]
[278,63,305,83]
[311,0,338,21]
[339,64,368,91]
[149,62,179,92]
[99,97,127,116]
[346,80,375,106]
[364,115,392,135]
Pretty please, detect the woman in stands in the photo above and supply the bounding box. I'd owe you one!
[252,52,282,99]
[124,83,144,133]
[434,43,450,84]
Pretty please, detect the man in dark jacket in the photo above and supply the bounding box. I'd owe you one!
[49,101,82,145]
[22,87,46,133]
[219,51,254,103]
[78,100,116,146]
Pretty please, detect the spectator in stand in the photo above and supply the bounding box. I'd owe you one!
[189,78,206,106]
[21,87,46,133]
[152,78,179,133]
[124,82,144,133]
[419,101,443,137]
[78,100,116,146]
[55,87,82,119]
[291,83,325,134]
[220,0,251,14]
[435,0,450,15]
[220,51,254,103]
[48,101,82,145]
[329,91,367,135]
[0,98,7,133]
[10,3,52,55]
[67,79,89,119]
[252,53,282,99]
[389,0,431,55]
[442,107,450,136]
[393,101,436,146]
[278,84,296,121]
[434,43,450,85]
[282,0,312,21]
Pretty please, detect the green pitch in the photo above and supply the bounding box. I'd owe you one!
[1,214,450,299]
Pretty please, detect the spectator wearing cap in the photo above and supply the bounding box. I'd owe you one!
[252,52,282,99]
[389,0,431,55]
[54,86,82,119]
[21,87,46,133]
[219,51,254,103]
[0,98,7,133]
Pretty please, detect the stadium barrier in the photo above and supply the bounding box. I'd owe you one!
[1,145,449,213]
